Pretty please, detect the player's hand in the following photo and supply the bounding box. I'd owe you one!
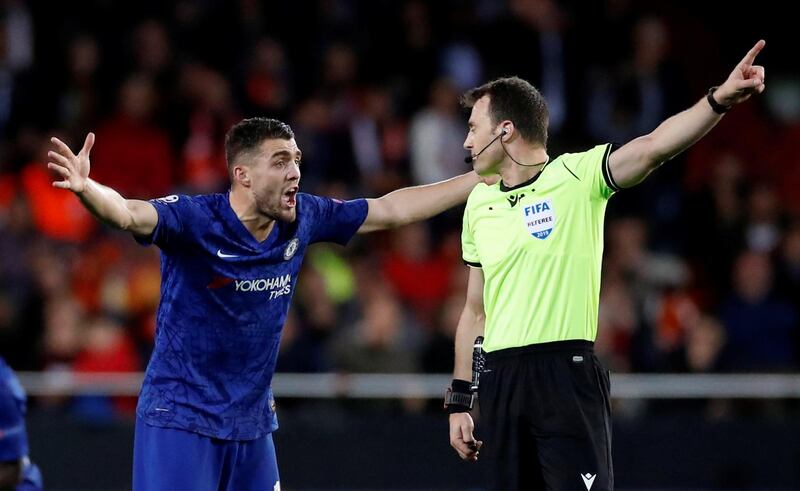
[449,412,482,462]
[715,39,766,107]
[48,132,95,194]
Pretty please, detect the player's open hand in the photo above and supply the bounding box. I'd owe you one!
[716,39,766,107]
[48,132,95,194]
[449,412,483,462]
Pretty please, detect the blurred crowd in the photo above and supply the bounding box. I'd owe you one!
[0,0,797,417]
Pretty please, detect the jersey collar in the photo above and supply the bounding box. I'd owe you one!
[499,168,544,192]
[222,192,281,249]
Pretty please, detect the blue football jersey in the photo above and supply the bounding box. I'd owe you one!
[135,192,368,440]
[17,459,43,491]
[0,357,28,462]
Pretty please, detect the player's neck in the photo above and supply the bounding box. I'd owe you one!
[229,188,276,242]
[499,144,548,189]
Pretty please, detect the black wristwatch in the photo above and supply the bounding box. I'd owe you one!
[444,379,475,414]
[707,86,731,114]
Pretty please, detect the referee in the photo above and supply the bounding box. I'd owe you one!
[445,41,766,490]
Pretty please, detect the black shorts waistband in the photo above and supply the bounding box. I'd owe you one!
[485,340,594,361]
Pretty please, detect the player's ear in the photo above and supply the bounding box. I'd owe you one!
[234,166,251,187]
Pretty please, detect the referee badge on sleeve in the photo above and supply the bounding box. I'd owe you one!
[522,198,556,239]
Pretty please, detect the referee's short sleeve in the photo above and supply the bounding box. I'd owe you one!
[461,207,481,267]
[563,143,620,201]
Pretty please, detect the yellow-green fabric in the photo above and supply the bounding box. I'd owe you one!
[462,144,619,352]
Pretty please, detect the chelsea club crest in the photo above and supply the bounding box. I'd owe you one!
[283,238,299,260]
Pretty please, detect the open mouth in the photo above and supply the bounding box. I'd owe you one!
[283,187,298,208]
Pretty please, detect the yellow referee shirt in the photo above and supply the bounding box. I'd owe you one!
[461,144,619,352]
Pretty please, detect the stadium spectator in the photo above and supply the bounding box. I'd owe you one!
[409,79,467,185]
[720,251,798,371]
[90,74,173,198]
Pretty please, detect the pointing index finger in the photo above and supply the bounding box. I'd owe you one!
[739,39,766,67]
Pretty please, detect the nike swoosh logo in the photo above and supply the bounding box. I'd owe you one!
[217,249,239,259]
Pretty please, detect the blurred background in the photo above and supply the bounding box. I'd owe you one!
[0,0,798,489]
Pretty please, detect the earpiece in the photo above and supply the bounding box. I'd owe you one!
[463,127,510,163]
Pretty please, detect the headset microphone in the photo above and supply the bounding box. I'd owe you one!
[464,128,508,164]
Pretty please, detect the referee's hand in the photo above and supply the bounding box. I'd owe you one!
[714,39,766,107]
[449,413,483,462]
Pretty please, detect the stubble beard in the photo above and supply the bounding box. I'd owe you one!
[255,190,296,223]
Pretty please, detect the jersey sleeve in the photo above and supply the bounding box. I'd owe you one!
[461,206,481,267]
[562,143,620,201]
[134,194,206,249]
[305,194,369,245]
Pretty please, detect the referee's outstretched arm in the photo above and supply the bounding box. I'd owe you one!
[449,267,485,462]
[608,39,766,188]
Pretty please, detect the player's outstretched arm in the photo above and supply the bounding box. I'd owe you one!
[449,267,485,462]
[608,39,766,188]
[357,171,483,233]
[48,132,158,236]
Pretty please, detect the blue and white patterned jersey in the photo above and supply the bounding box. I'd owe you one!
[136,192,367,440]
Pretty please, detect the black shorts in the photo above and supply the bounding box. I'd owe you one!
[477,340,613,491]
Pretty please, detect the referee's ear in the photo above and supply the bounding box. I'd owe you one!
[500,122,514,142]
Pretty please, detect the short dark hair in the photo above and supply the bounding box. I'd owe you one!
[224,117,295,169]
[461,76,549,146]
